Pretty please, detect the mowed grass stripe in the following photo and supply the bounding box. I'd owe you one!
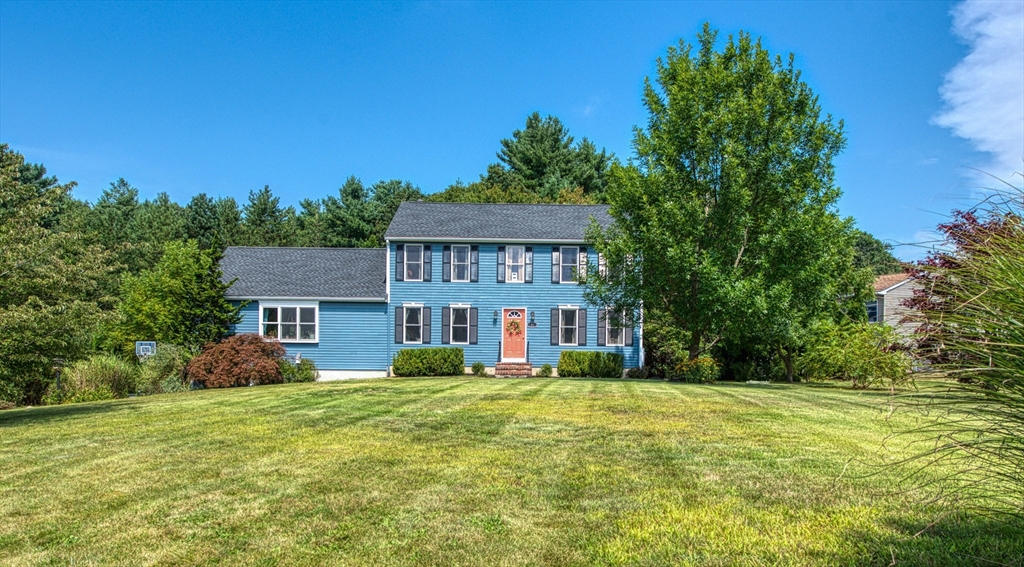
[0,378,1020,566]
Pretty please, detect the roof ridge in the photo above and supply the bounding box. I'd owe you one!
[225,246,385,251]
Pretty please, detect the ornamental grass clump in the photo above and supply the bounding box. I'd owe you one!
[900,184,1024,519]
[44,354,141,404]
[186,334,286,388]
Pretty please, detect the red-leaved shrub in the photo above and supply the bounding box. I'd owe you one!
[186,334,286,388]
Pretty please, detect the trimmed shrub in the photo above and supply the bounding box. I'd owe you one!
[625,366,649,380]
[279,358,319,383]
[392,348,464,377]
[43,354,141,404]
[538,363,553,377]
[139,343,197,394]
[471,361,487,377]
[670,356,720,383]
[186,334,286,388]
[557,351,624,378]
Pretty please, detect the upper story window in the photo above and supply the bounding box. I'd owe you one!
[867,301,878,323]
[442,245,478,283]
[452,245,470,282]
[395,244,432,282]
[552,246,587,284]
[507,245,525,282]
[497,245,533,283]
[261,304,318,342]
[405,244,423,281]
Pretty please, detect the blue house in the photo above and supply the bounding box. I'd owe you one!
[221,202,643,379]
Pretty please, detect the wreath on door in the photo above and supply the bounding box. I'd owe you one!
[505,319,523,336]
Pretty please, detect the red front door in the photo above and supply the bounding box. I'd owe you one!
[502,308,526,360]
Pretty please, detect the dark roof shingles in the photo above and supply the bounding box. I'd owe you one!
[384,202,613,241]
[221,247,386,299]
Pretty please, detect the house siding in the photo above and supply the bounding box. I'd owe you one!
[388,242,641,368]
[234,301,389,371]
[878,280,921,336]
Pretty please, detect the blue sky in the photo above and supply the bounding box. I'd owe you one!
[2,1,1021,260]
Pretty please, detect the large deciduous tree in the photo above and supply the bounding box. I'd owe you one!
[105,240,242,353]
[852,229,904,275]
[0,145,117,404]
[586,25,865,368]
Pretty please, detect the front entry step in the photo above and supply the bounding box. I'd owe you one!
[495,362,533,377]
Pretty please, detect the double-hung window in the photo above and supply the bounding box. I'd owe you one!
[261,304,318,342]
[450,307,469,344]
[867,301,878,323]
[452,245,470,282]
[506,245,526,283]
[405,244,424,281]
[606,310,626,346]
[559,247,579,283]
[404,306,423,343]
[560,308,578,346]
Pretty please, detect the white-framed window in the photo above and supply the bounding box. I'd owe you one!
[404,306,423,344]
[405,244,424,281]
[606,310,626,346]
[560,246,579,283]
[261,303,318,342]
[598,253,607,278]
[451,306,470,344]
[452,245,470,282]
[560,308,578,346]
[507,245,526,283]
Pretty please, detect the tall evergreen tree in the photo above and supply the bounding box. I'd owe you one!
[214,196,243,249]
[185,193,221,251]
[486,112,611,200]
[88,178,142,271]
[130,192,186,268]
[241,185,295,246]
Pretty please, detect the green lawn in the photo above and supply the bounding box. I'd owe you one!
[1,378,1020,566]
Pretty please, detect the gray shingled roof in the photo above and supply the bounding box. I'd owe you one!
[221,247,386,299]
[384,202,613,241]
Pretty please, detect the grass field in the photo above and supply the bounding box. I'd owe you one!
[1,378,1021,566]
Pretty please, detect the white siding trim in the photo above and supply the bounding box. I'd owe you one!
[878,278,913,295]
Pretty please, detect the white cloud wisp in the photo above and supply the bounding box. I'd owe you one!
[934,0,1024,181]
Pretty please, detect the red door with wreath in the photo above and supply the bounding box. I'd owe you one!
[502,308,526,361]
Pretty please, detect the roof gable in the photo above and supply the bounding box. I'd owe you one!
[221,247,386,299]
[874,272,913,293]
[384,202,613,241]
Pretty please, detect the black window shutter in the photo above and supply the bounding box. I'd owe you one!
[423,245,432,282]
[624,312,633,346]
[469,308,478,344]
[422,307,432,344]
[394,306,404,343]
[551,247,560,283]
[395,244,405,282]
[525,246,533,283]
[441,307,450,344]
[550,308,559,345]
[442,246,451,282]
[496,246,506,283]
[577,309,587,346]
[597,308,607,346]
[470,246,479,282]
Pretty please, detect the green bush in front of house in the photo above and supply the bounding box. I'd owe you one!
[557,351,624,378]
[392,348,465,377]
[669,356,721,383]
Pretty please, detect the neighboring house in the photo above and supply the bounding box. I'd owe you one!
[221,202,643,378]
[868,272,921,335]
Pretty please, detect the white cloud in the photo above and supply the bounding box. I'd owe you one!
[933,0,1024,181]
